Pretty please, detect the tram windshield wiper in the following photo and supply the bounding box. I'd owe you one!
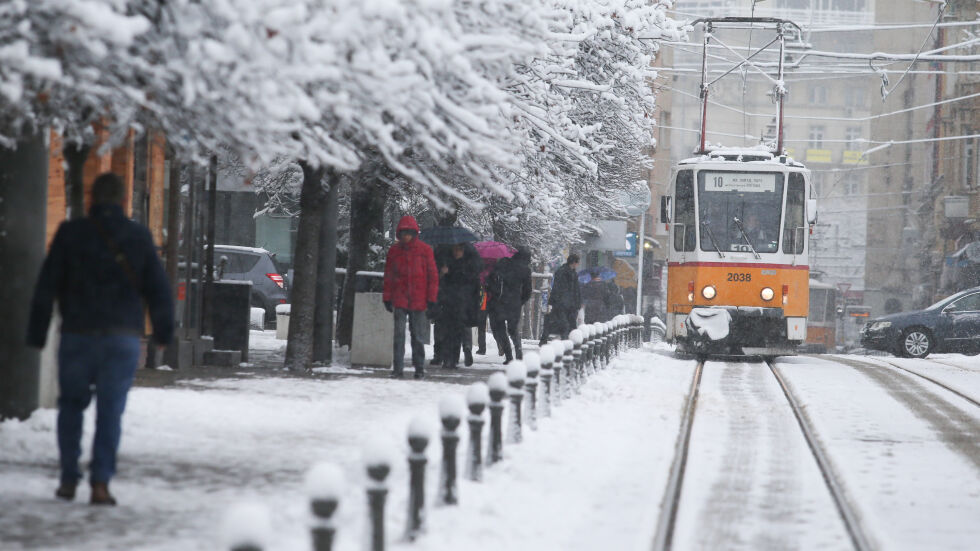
[732,216,762,259]
[699,220,725,258]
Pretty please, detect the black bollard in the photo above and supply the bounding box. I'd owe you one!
[487,372,508,465]
[306,463,343,551]
[569,329,584,393]
[506,361,527,443]
[405,418,430,541]
[364,442,393,551]
[561,340,574,400]
[579,325,592,377]
[438,396,463,505]
[538,344,553,418]
[222,502,271,551]
[596,323,607,369]
[466,383,489,481]
[524,352,540,430]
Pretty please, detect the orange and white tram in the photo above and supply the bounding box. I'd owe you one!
[660,149,817,356]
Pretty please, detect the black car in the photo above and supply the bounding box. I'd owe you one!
[214,245,289,321]
[861,286,980,358]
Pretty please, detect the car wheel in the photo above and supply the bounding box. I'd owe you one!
[900,328,932,359]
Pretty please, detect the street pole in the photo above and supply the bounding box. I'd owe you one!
[636,212,645,315]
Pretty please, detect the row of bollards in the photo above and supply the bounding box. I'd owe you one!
[222,315,646,550]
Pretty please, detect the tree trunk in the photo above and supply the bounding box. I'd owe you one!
[284,161,327,370]
[202,155,217,336]
[0,133,49,420]
[336,177,389,348]
[313,169,341,364]
[63,141,90,220]
[131,133,149,224]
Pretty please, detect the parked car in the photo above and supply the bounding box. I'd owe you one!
[214,245,288,321]
[860,286,980,358]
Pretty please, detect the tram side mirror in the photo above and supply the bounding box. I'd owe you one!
[661,196,672,224]
[806,198,818,224]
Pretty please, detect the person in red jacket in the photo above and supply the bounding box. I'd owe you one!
[382,216,439,379]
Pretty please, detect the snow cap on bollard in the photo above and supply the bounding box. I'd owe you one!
[523,352,541,378]
[538,344,553,369]
[506,360,527,387]
[563,339,574,352]
[488,372,509,394]
[221,500,272,551]
[593,322,603,337]
[439,395,466,423]
[569,329,584,346]
[408,416,434,441]
[363,437,397,477]
[305,462,345,502]
[466,382,490,408]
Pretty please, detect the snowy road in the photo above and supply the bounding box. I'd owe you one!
[1,348,978,550]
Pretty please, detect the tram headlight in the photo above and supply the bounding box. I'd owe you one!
[760,287,775,301]
[701,285,716,300]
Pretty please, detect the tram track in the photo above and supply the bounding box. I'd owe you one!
[845,356,980,409]
[766,360,875,551]
[652,357,874,551]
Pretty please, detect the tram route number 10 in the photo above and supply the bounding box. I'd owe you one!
[712,176,725,188]
[727,272,751,282]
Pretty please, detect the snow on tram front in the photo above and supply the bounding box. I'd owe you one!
[660,148,817,356]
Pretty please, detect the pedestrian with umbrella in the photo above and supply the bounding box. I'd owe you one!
[486,247,532,364]
[473,241,517,355]
[382,216,439,379]
[436,241,482,369]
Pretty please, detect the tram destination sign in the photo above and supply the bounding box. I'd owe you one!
[704,172,776,193]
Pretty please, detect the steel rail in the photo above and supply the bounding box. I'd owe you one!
[836,356,980,410]
[650,360,704,551]
[767,360,875,551]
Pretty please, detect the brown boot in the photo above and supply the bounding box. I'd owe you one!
[55,483,76,501]
[90,482,117,506]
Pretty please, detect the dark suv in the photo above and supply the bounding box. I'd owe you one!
[860,286,980,358]
[215,245,289,321]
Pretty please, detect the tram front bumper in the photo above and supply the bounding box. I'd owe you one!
[685,306,789,350]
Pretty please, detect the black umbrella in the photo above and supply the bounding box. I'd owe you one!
[419,226,479,245]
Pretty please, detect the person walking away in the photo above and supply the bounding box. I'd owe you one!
[26,173,175,506]
[486,247,532,364]
[474,258,493,355]
[606,281,625,320]
[582,268,613,324]
[382,216,438,379]
[538,253,581,345]
[429,246,452,367]
[436,242,482,369]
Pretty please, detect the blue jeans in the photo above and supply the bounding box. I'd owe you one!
[57,332,141,485]
[393,308,427,373]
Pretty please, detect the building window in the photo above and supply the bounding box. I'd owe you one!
[809,85,827,105]
[963,137,976,190]
[844,87,865,109]
[809,126,825,148]
[845,127,862,148]
[843,173,861,196]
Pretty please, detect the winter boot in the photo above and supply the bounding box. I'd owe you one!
[55,483,76,501]
[90,482,116,506]
[464,348,474,367]
[414,367,426,380]
[390,369,404,379]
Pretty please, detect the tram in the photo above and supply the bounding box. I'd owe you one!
[660,17,817,356]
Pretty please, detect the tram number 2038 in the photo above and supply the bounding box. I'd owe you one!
[727,272,752,282]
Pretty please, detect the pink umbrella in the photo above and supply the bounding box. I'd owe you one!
[474,241,516,283]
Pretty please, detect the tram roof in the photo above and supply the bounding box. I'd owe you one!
[678,147,806,169]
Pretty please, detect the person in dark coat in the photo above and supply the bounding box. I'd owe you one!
[539,253,581,345]
[582,269,613,324]
[27,173,175,506]
[382,215,439,379]
[437,242,482,369]
[486,247,532,363]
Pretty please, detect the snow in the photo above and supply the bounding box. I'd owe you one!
[506,361,527,385]
[275,304,291,314]
[305,462,345,500]
[523,352,541,376]
[487,372,508,393]
[465,383,489,407]
[438,396,465,421]
[569,329,584,345]
[538,344,554,368]
[220,501,273,550]
[562,339,574,352]
[363,437,398,470]
[687,307,732,341]
[408,416,435,441]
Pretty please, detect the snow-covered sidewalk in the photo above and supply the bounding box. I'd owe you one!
[0,346,691,551]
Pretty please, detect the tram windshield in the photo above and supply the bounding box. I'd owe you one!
[697,171,784,254]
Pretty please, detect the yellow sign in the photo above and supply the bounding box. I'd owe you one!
[842,150,867,165]
[806,149,832,163]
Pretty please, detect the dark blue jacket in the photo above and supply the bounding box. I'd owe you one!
[27,204,175,347]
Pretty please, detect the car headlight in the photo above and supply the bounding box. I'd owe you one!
[701,285,716,300]
[760,287,774,301]
[870,321,891,331]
